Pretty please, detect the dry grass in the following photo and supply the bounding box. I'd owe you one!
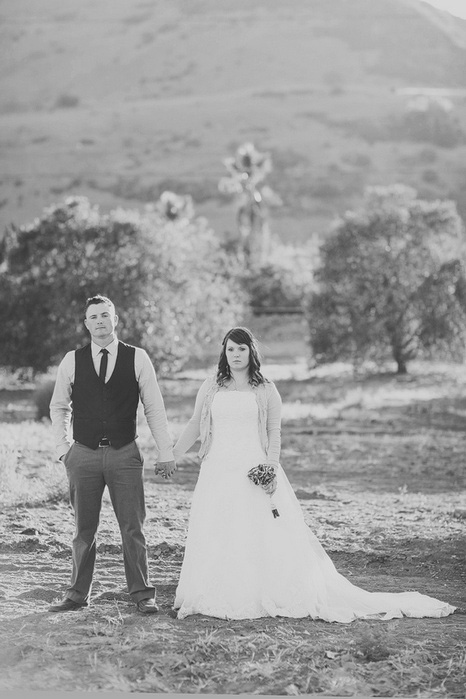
[0,358,465,695]
[0,423,68,507]
[0,611,464,695]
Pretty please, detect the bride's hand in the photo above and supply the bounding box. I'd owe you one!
[155,460,176,479]
[263,477,277,496]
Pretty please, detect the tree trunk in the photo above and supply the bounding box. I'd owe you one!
[389,322,411,375]
[396,358,408,374]
[392,341,409,374]
[237,198,269,268]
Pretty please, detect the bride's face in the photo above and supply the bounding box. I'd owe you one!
[225,339,250,372]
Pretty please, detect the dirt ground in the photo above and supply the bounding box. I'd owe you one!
[0,362,465,695]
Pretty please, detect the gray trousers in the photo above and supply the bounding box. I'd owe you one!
[63,440,155,604]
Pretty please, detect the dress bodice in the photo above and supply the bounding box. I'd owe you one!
[207,391,265,466]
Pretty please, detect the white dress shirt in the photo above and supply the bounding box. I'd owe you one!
[49,338,174,462]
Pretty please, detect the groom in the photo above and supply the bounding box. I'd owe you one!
[49,294,176,614]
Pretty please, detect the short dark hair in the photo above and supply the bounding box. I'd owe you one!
[216,327,266,387]
[85,295,114,314]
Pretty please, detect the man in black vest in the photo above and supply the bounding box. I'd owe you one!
[49,294,176,614]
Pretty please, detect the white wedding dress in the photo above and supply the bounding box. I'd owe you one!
[173,391,456,621]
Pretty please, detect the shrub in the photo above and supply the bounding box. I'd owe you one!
[33,379,56,420]
[387,100,464,148]
[54,93,80,109]
[245,245,313,313]
[0,196,246,375]
[306,185,466,373]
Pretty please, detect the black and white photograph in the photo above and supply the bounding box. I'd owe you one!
[0,0,465,696]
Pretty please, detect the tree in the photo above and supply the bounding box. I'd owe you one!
[244,244,313,314]
[0,195,246,374]
[388,97,464,149]
[218,142,282,267]
[307,185,466,373]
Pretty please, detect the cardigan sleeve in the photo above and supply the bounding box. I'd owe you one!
[265,382,282,468]
[173,378,211,461]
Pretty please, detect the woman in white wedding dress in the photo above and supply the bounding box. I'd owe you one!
[172,327,456,622]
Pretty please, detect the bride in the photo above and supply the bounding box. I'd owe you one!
[172,327,456,622]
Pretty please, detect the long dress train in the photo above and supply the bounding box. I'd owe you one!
[173,391,456,621]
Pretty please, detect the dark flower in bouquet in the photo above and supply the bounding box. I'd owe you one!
[247,464,279,518]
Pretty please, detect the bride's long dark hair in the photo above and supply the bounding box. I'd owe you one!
[216,327,266,387]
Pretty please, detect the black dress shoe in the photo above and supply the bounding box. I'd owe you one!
[136,598,159,614]
[49,597,87,612]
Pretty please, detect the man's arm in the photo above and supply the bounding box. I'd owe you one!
[49,351,75,461]
[136,349,175,464]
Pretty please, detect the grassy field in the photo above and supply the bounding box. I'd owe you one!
[0,348,465,695]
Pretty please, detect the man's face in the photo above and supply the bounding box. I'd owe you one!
[84,302,118,343]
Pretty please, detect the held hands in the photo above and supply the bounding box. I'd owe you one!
[155,460,177,479]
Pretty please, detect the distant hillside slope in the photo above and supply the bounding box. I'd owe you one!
[3,0,466,108]
[1,0,466,245]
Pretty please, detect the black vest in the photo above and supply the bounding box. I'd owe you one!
[72,342,139,449]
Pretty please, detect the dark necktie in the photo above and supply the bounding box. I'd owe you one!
[99,348,109,383]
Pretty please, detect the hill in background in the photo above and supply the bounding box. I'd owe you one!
[2,0,466,249]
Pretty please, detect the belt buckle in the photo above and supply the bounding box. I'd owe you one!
[98,437,111,447]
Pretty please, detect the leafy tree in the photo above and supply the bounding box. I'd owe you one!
[0,195,246,374]
[244,244,313,314]
[307,185,466,373]
[388,98,464,149]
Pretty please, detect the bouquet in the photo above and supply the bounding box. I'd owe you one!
[247,464,279,518]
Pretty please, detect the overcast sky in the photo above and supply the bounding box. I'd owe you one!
[422,0,466,19]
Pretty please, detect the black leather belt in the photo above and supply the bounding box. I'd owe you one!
[98,437,111,447]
